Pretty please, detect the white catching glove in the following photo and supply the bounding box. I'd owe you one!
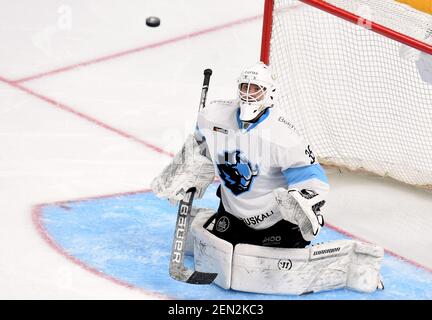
[151,134,215,205]
[274,188,325,241]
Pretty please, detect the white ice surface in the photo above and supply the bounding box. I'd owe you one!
[0,0,430,299]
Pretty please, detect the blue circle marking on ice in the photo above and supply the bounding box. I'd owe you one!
[39,184,432,299]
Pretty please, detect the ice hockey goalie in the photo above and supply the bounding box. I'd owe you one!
[152,62,384,295]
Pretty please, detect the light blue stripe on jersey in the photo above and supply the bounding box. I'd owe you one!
[282,163,329,186]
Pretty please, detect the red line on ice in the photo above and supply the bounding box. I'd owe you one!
[326,222,432,274]
[43,188,154,206]
[0,76,173,157]
[31,204,174,299]
[12,14,262,84]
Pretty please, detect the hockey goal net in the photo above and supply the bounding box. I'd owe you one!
[261,0,432,188]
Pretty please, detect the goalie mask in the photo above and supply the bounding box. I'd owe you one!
[237,62,277,122]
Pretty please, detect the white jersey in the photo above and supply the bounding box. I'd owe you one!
[196,100,329,230]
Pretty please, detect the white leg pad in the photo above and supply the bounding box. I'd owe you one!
[347,241,384,293]
[189,212,384,295]
[231,240,384,295]
[190,210,233,289]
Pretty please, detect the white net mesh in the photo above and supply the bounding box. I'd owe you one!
[269,0,432,188]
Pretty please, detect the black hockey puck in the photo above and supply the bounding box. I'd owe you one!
[146,16,160,27]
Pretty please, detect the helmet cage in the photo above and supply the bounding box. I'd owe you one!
[238,82,267,104]
[236,62,277,122]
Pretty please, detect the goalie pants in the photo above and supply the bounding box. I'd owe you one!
[209,186,310,248]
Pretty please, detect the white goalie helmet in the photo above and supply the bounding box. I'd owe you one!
[237,61,277,122]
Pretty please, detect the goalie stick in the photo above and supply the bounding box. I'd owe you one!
[169,69,217,285]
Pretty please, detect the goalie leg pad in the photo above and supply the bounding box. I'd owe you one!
[190,215,384,294]
[347,241,385,293]
[231,241,350,295]
[230,240,384,295]
[191,211,233,289]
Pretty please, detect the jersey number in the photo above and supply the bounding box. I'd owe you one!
[305,145,316,164]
